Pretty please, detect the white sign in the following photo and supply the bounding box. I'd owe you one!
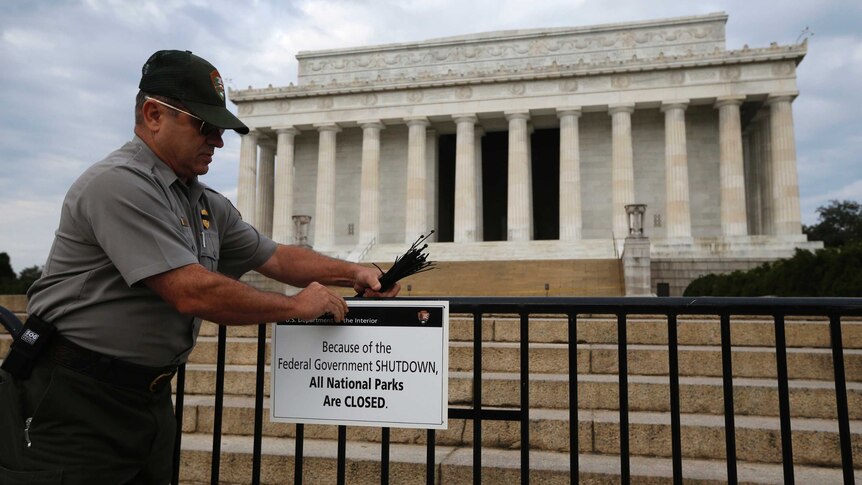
[270,300,449,429]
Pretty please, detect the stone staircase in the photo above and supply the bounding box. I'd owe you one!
[175,313,862,484]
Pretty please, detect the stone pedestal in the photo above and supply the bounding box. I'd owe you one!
[623,237,652,296]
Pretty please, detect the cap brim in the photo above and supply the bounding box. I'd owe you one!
[184,100,250,134]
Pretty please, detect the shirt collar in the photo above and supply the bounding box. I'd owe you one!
[131,136,206,202]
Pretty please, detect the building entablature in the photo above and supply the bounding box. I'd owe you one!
[231,53,802,133]
[230,42,805,105]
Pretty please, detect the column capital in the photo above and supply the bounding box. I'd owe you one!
[660,99,689,112]
[452,114,477,124]
[504,111,530,121]
[714,96,746,109]
[766,91,799,105]
[556,107,582,118]
[273,125,300,136]
[242,129,259,139]
[314,123,342,133]
[474,126,486,137]
[608,104,635,115]
[403,116,430,127]
[358,120,385,130]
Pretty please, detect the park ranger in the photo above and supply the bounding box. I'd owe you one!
[0,50,398,484]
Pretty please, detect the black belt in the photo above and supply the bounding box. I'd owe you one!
[47,336,177,393]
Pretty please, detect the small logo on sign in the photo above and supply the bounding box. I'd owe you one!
[21,329,40,345]
[417,310,430,324]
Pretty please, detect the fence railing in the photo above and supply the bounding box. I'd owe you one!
[171,296,862,485]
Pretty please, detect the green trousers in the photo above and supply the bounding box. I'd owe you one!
[0,356,176,484]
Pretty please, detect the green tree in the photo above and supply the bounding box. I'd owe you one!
[683,244,862,297]
[17,265,43,293]
[0,253,43,294]
[0,253,17,293]
[803,199,862,248]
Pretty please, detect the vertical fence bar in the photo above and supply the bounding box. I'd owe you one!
[427,429,436,485]
[337,425,347,485]
[666,313,682,485]
[381,427,390,485]
[829,314,855,484]
[171,364,186,485]
[617,313,630,484]
[210,325,228,485]
[252,323,267,485]
[520,311,530,484]
[719,313,738,484]
[567,313,579,483]
[772,314,795,485]
[473,311,483,485]
[295,424,304,485]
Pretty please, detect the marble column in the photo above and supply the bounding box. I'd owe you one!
[506,111,532,241]
[474,126,485,241]
[453,114,478,242]
[237,130,259,226]
[745,117,765,235]
[425,129,439,241]
[767,94,803,235]
[314,123,341,247]
[610,104,636,240]
[404,117,430,243]
[558,109,583,240]
[716,96,749,236]
[255,139,275,238]
[759,113,774,235]
[358,121,384,244]
[272,126,299,244]
[661,100,692,240]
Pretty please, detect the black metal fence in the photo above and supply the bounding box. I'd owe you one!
[171,297,862,485]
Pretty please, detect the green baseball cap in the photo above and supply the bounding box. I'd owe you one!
[139,50,249,134]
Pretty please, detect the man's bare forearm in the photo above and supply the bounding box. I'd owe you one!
[256,244,363,288]
[143,263,334,325]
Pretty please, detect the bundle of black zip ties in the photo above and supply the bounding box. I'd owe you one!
[358,230,436,296]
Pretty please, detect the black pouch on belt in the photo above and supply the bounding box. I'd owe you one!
[1,315,56,379]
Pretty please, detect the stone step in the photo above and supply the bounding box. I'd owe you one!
[185,337,862,381]
[177,396,862,468]
[177,432,853,484]
[450,342,862,381]
[180,365,862,420]
[366,240,619,263]
[195,316,862,349]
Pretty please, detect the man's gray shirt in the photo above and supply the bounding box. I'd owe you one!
[27,137,278,366]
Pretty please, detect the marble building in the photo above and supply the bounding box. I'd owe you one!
[229,12,822,295]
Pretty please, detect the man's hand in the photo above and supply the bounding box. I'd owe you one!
[292,282,350,321]
[353,266,401,298]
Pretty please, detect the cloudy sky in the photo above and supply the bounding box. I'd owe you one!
[1,0,860,273]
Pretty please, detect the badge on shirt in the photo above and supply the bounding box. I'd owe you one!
[200,209,211,230]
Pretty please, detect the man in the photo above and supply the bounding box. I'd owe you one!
[0,50,398,484]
